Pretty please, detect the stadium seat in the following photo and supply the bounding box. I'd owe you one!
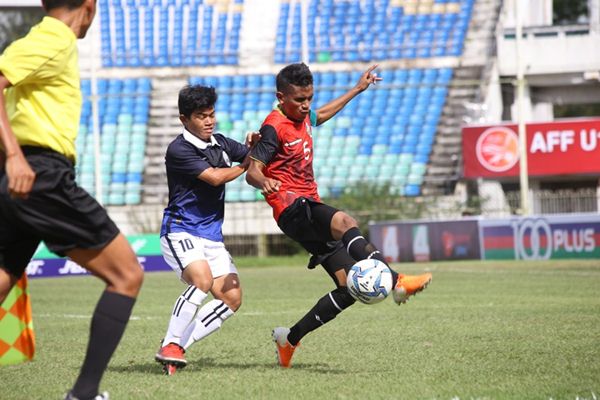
[76,78,150,205]
[405,184,421,196]
[78,63,452,204]
[100,1,243,67]
[275,0,472,63]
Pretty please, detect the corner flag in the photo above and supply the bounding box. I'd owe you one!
[0,275,35,365]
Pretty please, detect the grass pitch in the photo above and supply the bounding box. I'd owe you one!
[1,258,599,399]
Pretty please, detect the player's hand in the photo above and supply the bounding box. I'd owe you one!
[245,131,261,147]
[355,64,382,92]
[239,155,252,170]
[5,152,35,199]
[261,178,281,195]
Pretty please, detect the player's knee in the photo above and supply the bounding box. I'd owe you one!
[227,297,241,312]
[0,278,12,305]
[341,212,358,227]
[332,212,358,233]
[183,263,214,292]
[115,260,144,296]
[0,269,22,304]
[0,290,8,305]
[127,262,144,289]
[221,291,242,311]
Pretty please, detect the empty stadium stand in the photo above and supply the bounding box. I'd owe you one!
[137,67,451,203]
[276,0,474,64]
[99,0,243,67]
[77,78,151,205]
[75,0,500,207]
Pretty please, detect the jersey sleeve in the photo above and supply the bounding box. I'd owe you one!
[309,109,318,127]
[220,135,249,163]
[0,30,71,86]
[250,124,279,165]
[166,141,211,177]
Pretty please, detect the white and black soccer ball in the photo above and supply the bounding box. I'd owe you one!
[346,259,393,305]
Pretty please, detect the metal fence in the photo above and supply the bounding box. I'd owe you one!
[505,189,599,215]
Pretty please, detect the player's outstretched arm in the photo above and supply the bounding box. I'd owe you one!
[197,162,248,187]
[315,64,382,126]
[246,158,281,195]
[0,74,35,199]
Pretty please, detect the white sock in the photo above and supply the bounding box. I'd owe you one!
[181,299,234,350]
[163,285,208,346]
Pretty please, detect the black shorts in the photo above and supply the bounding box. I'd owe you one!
[0,146,120,278]
[278,197,356,280]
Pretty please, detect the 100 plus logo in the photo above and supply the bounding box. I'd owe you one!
[510,218,596,260]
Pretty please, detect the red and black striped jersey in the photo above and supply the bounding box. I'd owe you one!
[250,108,321,221]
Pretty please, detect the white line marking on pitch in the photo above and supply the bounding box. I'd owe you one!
[36,310,302,320]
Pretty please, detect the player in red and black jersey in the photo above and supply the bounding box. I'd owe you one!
[247,63,433,368]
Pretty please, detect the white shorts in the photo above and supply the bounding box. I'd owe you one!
[160,232,238,280]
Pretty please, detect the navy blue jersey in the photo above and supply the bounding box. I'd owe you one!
[160,130,248,241]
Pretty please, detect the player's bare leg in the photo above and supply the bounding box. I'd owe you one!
[210,272,242,311]
[65,233,143,399]
[68,233,143,297]
[0,267,18,304]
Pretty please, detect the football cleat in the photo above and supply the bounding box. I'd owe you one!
[155,342,187,368]
[392,273,432,304]
[64,391,109,400]
[272,327,298,368]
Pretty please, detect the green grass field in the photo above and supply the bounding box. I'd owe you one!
[1,258,599,399]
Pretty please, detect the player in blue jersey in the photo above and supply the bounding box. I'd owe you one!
[154,85,256,374]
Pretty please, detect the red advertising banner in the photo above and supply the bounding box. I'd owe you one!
[462,118,600,178]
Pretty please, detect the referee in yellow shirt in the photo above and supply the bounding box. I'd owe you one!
[0,1,143,399]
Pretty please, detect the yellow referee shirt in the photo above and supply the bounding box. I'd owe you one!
[0,16,81,161]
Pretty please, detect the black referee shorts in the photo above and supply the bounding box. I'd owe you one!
[277,197,356,281]
[0,146,120,278]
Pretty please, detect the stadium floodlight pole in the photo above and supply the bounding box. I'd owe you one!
[515,0,529,215]
[300,0,309,64]
[90,17,103,205]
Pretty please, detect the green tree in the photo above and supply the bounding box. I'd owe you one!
[328,182,432,237]
[553,0,588,25]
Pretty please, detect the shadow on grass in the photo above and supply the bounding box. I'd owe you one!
[109,357,344,375]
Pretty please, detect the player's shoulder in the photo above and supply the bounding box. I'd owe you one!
[212,132,229,144]
[18,17,75,51]
[167,133,185,147]
[263,109,287,126]
[213,132,243,148]
[263,111,296,138]
[166,134,192,155]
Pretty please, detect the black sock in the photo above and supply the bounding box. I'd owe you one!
[287,287,355,346]
[71,291,136,400]
[342,227,399,284]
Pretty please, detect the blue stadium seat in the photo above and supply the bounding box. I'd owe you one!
[405,184,421,196]
[180,65,452,199]
[100,1,244,67]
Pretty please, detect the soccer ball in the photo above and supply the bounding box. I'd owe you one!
[346,259,393,304]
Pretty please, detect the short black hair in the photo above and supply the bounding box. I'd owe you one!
[42,0,86,11]
[276,63,313,93]
[178,85,218,118]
